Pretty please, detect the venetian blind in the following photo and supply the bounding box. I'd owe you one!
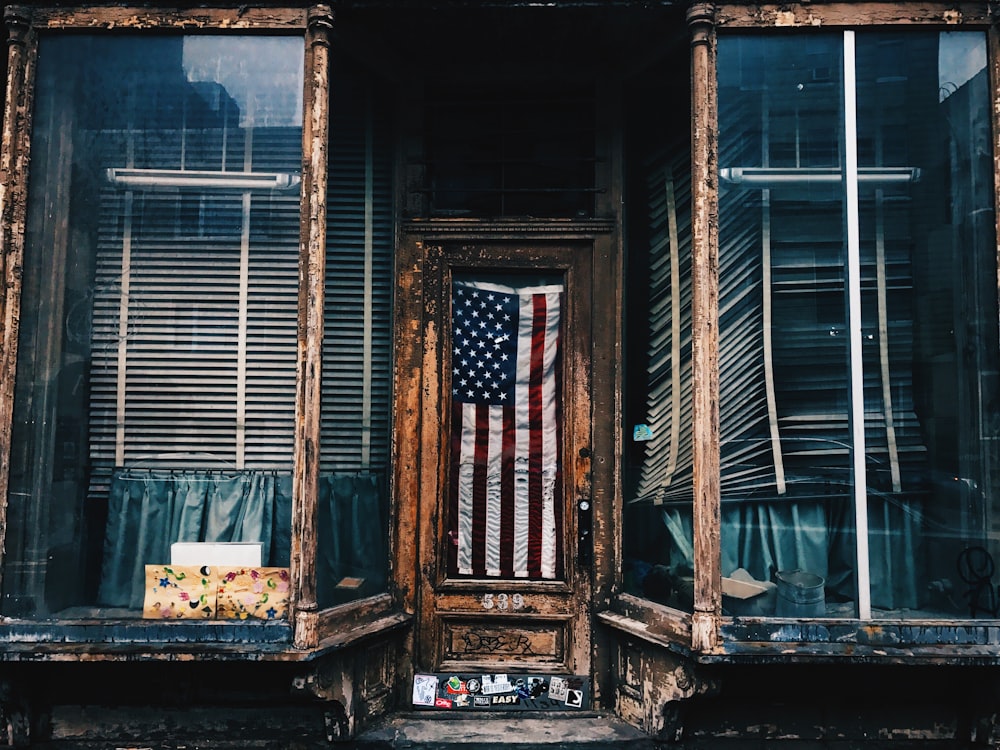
[320,66,394,473]
[90,116,302,480]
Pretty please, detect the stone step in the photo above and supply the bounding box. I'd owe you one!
[350,711,657,749]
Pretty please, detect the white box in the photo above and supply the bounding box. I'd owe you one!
[170,542,263,567]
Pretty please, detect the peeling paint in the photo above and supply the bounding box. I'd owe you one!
[774,10,822,27]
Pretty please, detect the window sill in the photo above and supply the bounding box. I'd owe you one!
[0,609,412,662]
[600,593,692,653]
[714,618,1000,665]
[603,594,1000,665]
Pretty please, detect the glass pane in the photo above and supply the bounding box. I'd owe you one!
[621,49,694,611]
[424,88,596,218]
[718,34,853,618]
[4,35,303,620]
[717,31,998,620]
[855,32,997,619]
[317,59,394,608]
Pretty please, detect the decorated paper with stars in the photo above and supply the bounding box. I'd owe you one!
[215,567,290,620]
[447,276,564,580]
[142,565,217,619]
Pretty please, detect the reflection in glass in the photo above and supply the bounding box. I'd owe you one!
[316,59,395,608]
[3,35,303,619]
[715,31,998,619]
[622,52,694,611]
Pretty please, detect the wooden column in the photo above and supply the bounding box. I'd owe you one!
[687,1,721,653]
[293,4,333,650]
[0,5,32,590]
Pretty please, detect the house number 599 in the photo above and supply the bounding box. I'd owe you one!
[481,593,524,611]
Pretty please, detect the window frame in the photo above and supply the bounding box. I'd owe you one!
[604,0,1000,664]
[0,4,406,657]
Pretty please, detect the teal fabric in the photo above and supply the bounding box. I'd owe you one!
[316,472,388,607]
[662,495,923,611]
[97,469,292,609]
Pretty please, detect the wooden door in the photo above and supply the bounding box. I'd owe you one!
[416,240,593,685]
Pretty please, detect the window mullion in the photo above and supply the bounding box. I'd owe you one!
[361,92,374,467]
[115,192,134,467]
[842,29,872,620]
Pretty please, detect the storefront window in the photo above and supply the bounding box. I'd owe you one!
[622,54,694,612]
[316,58,394,608]
[714,31,998,619]
[3,34,303,619]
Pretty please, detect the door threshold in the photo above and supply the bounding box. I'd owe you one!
[352,710,657,748]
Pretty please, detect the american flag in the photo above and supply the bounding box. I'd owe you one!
[448,278,564,580]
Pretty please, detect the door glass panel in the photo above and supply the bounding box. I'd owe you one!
[447,272,565,580]
[4,35,303,620]
[716,31,998,619]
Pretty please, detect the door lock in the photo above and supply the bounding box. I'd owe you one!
[578,498,593,567]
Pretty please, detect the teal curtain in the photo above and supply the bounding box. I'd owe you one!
[316,472,388,607]
[662,496,922,611]
[97,469,292,609]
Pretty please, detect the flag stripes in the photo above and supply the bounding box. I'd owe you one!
[448,278,564,580]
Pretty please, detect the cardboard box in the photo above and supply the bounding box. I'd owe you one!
[142,565,217,619]
[170,542,263,567]
[216,567,290,620]
[722,568,777,617]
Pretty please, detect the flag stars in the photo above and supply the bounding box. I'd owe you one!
[452,284,525,406]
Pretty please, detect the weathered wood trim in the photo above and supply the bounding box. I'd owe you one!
[435,578,572,595]
[390,244,424,612]
[597,610,693,655]
[312,610,412,653]
[292,4,333,651]
[592,78,622,614]
[565,240,595,677]
[591,72,624,712]
[415,241,446,668]
[0,611,410,662]
[434,588,577,612]
[991,12,1000,357]
[711,619,1000,663]
[716,2,992,29]
[402,218,617,239]
[688,2,721,653]
[388,179,422,694]
[608,608,1000,665]
[312,593,406,646]
[28,6,307,30]
[0,6,34,605]
[608,593,693,644]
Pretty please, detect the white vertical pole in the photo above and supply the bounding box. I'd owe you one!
[843,30,872,619]
[361,91,374,467]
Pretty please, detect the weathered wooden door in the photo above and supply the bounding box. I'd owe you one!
[416,240,594,683]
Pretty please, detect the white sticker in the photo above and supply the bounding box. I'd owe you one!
[480,674,514,695]
[548,676,568,701]
[412,674,439,707]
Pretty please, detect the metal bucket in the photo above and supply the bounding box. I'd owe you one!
[774,569,825,617]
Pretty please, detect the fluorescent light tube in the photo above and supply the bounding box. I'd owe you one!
[105,168,301,191]
[719,166,920,186]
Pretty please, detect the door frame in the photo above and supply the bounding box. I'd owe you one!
[411,238,596,677]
